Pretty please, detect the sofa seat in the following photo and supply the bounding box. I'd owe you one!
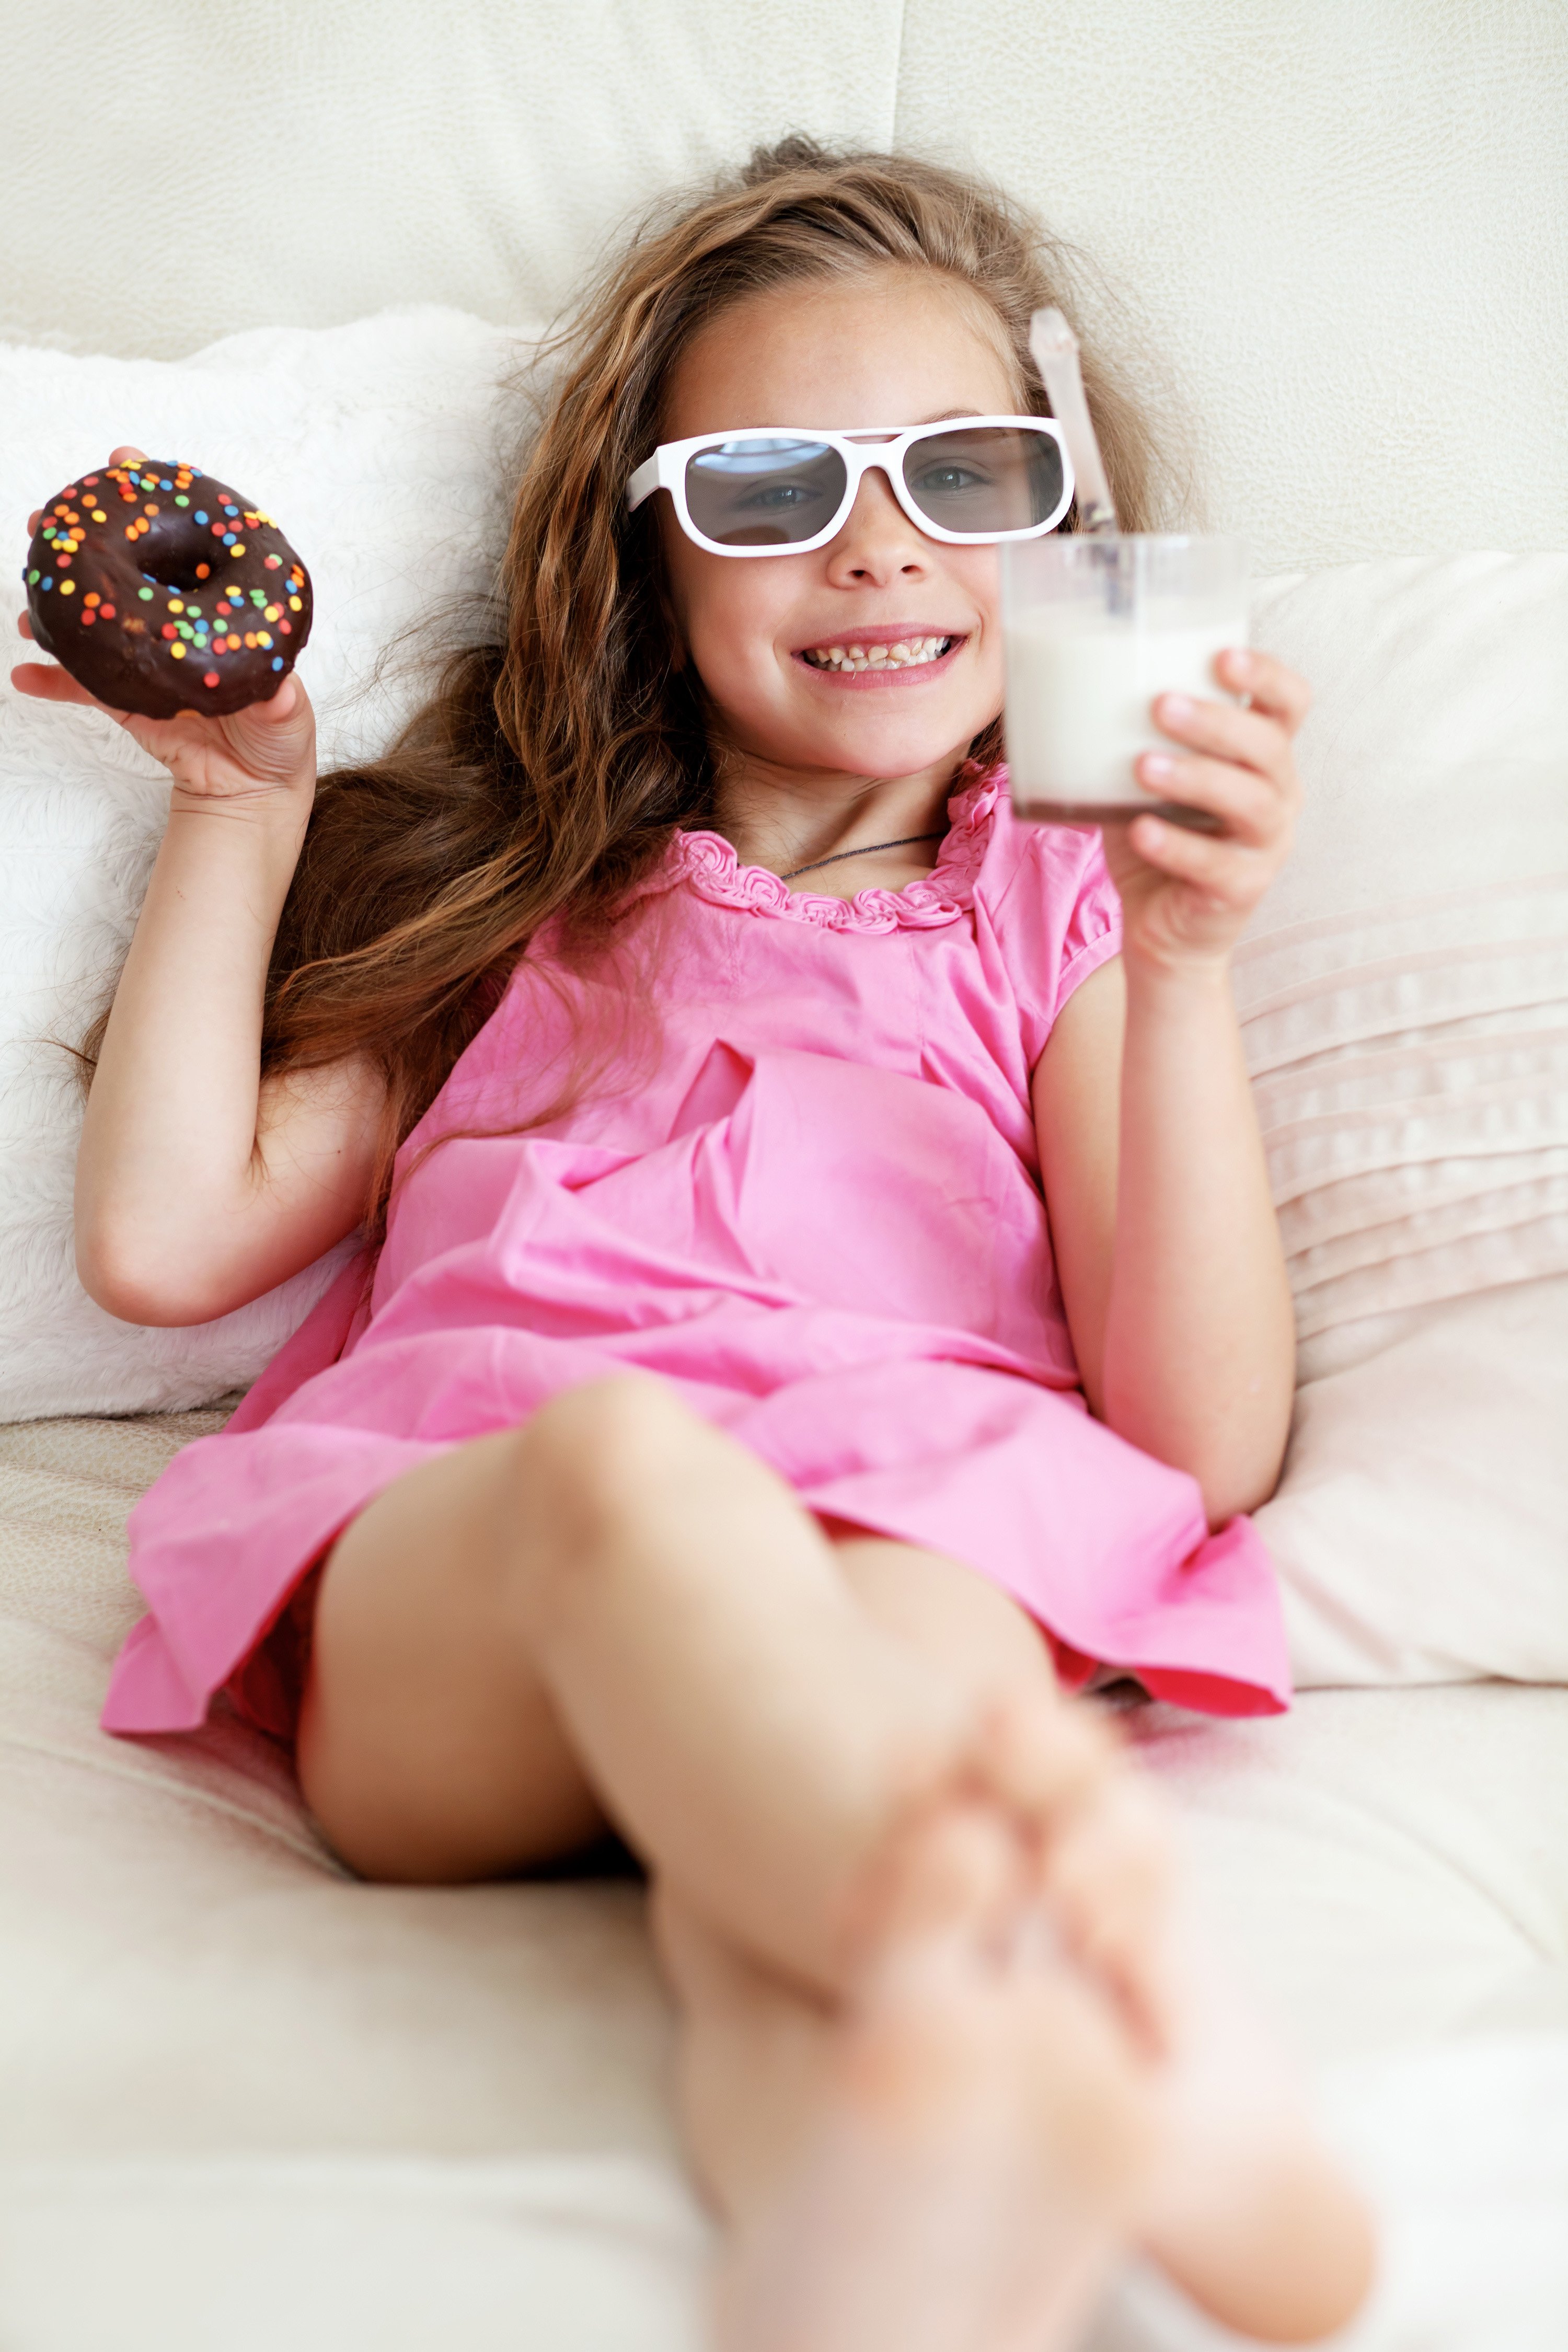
[3,1410,1566,2349]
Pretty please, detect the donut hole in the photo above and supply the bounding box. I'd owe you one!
[139,553,213,597]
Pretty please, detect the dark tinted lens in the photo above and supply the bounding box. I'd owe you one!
[684,437,848,547]
[902,426,1064,535]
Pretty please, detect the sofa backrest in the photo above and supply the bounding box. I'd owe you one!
[2,1,1562,572]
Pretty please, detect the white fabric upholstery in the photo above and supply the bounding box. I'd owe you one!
[1262,1277,1568,1688]
[2,3,1562,573]
[2,1411,1565,2350]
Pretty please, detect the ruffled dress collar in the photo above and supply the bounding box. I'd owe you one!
[660,763,1002,935]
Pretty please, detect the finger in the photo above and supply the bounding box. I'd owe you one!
[243,672,299,723]
[1152,691,1296,785]
[9,659,114,712]
[1127,810,1270,904]
[108,444,148,467]
[1135,752,1292,849]
[1215,647,1310,733]
[16,610,34,641]
[27,507,42,537]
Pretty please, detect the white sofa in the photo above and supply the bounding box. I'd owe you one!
[2,8,1565,2348]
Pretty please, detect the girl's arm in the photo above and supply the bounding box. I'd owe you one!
[1032,648,1307,1526]
[14,451,384,1328]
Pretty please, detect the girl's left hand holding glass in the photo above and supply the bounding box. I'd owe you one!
[1102,647,1309,975]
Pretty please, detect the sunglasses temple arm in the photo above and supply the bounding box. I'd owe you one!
[1028,312,1119,535]
[626,453,661,512]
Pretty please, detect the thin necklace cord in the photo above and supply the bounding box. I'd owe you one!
[782,829,947,882]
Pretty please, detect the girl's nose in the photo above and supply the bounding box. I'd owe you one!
[824,466,929,583]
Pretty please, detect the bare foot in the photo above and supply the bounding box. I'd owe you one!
[967,1694,1377,2342]
[714,1782,1155,2352]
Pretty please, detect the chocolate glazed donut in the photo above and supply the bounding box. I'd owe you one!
[22,459,313,720]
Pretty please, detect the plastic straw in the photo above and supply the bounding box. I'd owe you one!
[1029,308,1119,535]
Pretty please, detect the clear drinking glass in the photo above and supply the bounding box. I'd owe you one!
[1001,534,1249,827]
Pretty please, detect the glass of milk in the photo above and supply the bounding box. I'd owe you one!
[1002,535,1249,827]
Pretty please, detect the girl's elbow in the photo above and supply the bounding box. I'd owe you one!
[1198,1431,1290,1529]
[76,1223,227,1327]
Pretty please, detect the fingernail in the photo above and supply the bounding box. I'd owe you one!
[1227,648,1255,678]
[1159,694,1193,722]
[1140,752,1175,780]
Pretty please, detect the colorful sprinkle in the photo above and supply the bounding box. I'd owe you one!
[84,592,100,607]
[193,511,209,524]
[271,657,284,670]
[100,604,115,619]
[170,642,186,659]
[203,672,220,688]
[174,495,189,508]
[137,587,153,601]
[160,624,177,639]
[59,580,75,595]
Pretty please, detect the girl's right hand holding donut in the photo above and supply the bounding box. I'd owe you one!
[11,445,317,810]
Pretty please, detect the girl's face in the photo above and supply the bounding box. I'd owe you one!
[658,269,1020,793]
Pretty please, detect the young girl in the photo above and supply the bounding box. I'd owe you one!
[16,142,1373,2348]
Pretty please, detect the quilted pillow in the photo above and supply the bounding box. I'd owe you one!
[1243,555,1568,1684]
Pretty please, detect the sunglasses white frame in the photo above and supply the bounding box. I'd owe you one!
[625,417,1075,556]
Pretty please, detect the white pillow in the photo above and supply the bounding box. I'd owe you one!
[1260,1276,1568,1688]
[1240,554,1568,1686]
[0,308,535,1418]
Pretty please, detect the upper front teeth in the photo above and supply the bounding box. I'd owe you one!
[804,635,953,671]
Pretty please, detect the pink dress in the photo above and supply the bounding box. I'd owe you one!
[103,766,1290,1741]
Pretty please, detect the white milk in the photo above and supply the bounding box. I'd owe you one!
[1005,604,1247,815]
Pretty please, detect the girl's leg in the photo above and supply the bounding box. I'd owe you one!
[658,1655,1375,2348]
[297,1375,1017,1985]
[660,1772,1156,2352]
[297,1376,1371,2342]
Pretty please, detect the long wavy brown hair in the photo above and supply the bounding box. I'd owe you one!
[89,137,1167,1238]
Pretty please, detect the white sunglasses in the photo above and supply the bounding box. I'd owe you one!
[625,417,1074,557]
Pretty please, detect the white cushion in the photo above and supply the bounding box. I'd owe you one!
[2,4,1563,574]
[0,309,532,1418]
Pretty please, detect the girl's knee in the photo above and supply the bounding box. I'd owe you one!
[523,1374,705,1499]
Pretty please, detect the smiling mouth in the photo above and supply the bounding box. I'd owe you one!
[800,633,959,672]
